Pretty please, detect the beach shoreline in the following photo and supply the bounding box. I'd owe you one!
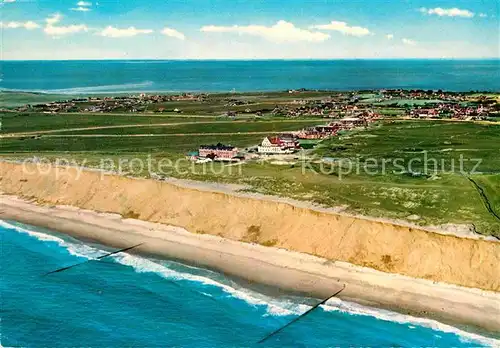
[1,194,499,337]
[1,161,498,292]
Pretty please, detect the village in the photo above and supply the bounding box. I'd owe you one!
[186,115,373,164]
[13,93,208,114]
[182,89,498,163]
[10,89,498,122]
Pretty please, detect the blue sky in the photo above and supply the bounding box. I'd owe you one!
[1,0,499,59]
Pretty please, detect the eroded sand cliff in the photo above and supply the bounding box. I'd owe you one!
[1,161,498,292]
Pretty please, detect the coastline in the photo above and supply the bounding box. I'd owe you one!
[0,161,498,293]
[159,176,499,242]
[0,159,497,242]
[1,194,499,336]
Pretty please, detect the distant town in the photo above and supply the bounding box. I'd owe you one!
[8,89,499,121]
[5,88,498,164]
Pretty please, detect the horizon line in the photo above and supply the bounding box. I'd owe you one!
[3,57,500,62]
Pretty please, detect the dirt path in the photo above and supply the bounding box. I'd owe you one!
[382,117,500,125]
[28,131,279,138]
[1,119,323,138]
[58,112,221,118]
[467,177,500,222]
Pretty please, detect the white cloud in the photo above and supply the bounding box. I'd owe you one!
[99,26,153,38]
[161,27,185,40]
[44,14,88,36]
[310,21,371,37]
[45,24,88,36]
[0,21,39,30]
[72,1,92,11]
[201,20,330,43]
[46,13,62,25]
[479,13,488,18]
[386,34,394,40]
[402,38,417,46]
[71,6,91,12]
[2,0,17,3]
[419,7,474,18]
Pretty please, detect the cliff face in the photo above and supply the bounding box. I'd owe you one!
[1,161,498,292]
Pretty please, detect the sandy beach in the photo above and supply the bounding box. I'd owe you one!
[1,161,499,293]
[1,194,499,336]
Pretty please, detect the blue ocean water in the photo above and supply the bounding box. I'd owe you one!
[1,220,498,347]
[1,60,499,93]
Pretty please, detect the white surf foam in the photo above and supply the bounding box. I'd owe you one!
[48,81,154,94]
[112,253,309,317]
[0,220,103,259]
[3,220,497,345]
[322,298,499,347]
[0,81,154,95]
[114,252,499,346]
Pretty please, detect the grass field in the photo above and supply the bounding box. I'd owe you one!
[0,92,79,108]
[0,112,225,134]
[38,119,325,136]
[1,111,499,237]
[304,121,500,235]
[315,121,500,172]
[0,134,265,154]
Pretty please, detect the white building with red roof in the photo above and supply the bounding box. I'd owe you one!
[257,136,299,154]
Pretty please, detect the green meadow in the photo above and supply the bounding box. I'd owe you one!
[1,111,499,237]
[0,112,221,133]
[0,92,79,108]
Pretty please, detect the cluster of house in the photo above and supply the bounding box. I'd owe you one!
[287,88,309,94]
[139,93,207,102]
[18,93,208,113]
[187,114,376,162]
[224,98,253,107]
[14,89,497,121]
[270,100,380,119]
[379,89,468,103]
[296,117,370,139]
[19,101,78,113]
[297,124,339,139]
[407,104,492,120]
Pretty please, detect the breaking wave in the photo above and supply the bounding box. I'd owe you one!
[0,220,103,259]
[322,298,499,347]
[112,252,311,317]
[3,219,498,347]
[0,81,155,94]
[112,252,500,346]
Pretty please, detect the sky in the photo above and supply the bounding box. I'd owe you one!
[1,0,499,60]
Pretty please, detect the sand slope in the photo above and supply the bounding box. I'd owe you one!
[0,161,498,292]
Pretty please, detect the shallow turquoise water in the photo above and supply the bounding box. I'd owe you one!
[1,60,499,93]
[1,220,498,347]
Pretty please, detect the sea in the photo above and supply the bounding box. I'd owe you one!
[1,220,499,347]
[1,59,499,346]
[1,60,499,94]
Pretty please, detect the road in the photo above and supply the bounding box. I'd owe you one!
[1,119,324,138]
